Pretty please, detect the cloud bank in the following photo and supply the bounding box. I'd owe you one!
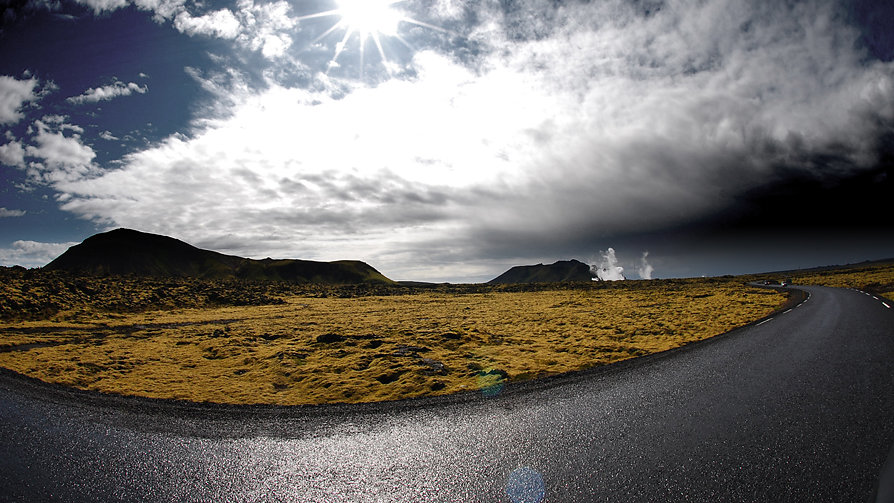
[8,0,894,280]
[0,240,78,268]
[72,0,299,59]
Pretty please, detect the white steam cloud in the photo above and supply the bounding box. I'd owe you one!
[591,248,655,280]
[638,251,655,280]
[591,248,626,281]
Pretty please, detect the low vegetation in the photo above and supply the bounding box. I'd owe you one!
[0,268,288,321]
[794,262,894,298]
[749,260,894,299]
[0,269,790,405]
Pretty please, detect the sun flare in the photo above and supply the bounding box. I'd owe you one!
[337,0,402,37]
[298,0,448,78]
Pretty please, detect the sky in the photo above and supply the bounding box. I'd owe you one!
[0,0,892,283]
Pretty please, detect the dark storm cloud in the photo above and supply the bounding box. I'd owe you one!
[429,0,894,278]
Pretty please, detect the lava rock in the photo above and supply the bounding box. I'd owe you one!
[393,345,430,357]
[316,332,345,343]
[419,358,448,376]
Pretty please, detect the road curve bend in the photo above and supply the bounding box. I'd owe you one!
[1,285,893,502]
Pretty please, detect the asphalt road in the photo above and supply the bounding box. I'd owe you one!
[1,285,893,502]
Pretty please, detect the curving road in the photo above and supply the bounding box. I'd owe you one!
[1,285,893,502]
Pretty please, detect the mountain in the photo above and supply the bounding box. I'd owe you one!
[44,229,392,284]
[488,259,595,284]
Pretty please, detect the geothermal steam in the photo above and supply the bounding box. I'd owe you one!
[591,248,655,280]
[637,251,654,280]
[591,248,626,281]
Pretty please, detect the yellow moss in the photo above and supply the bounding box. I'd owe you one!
[783,262,894,291]
[0,279,787,405]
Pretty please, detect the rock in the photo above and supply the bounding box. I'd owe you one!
[393,345,430,357]
[418,358,448,376]
[375,371,404,384]
[365,339,384,349]
[316,332,345,343]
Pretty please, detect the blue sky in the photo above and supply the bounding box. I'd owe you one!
[1,0,893,282]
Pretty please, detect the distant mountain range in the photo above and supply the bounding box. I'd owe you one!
[488,259,595,284]
[44,229,392,284]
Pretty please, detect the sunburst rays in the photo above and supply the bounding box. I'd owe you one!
[297,0,450,78]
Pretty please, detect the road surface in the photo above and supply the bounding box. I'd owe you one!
[1,285,893,502]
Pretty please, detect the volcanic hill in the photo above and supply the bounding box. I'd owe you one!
[44,229,392,284]
[488,259,595,284]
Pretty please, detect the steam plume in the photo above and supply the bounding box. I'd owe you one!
[591,247,625,281]
[638,251,654,280]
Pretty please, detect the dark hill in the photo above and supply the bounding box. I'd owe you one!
[488,259,595,284]
[44,229,392,284]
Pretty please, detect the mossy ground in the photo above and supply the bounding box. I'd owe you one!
[787,261,894,299]
[0,277,787,405]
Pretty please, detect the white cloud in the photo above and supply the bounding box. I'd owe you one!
[429,0,467,21]
[24,119,97,183]
[131,0,186,21]
[0,75,38,125]
[41,114,84,133]
[0,140,26,167]
[75,0,128,14]
[258,33,291,59]
[0,208,26,217]
[40,0,297,60]
[99,130,119,141]
[66,81,148,105]
[0,240,77,268]
[37,0,894,281]
[51,58,556,273]
[235,0,296,58]
[72,0,184,19]
[174,8,241,39]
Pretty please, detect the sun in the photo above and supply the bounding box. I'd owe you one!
[298,0,449,77]
[336,0,402,38]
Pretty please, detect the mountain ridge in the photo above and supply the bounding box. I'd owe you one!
[44,229,392,284]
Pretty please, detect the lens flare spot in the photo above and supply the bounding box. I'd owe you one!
[476,368,508,397]
[506,467,546,503]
